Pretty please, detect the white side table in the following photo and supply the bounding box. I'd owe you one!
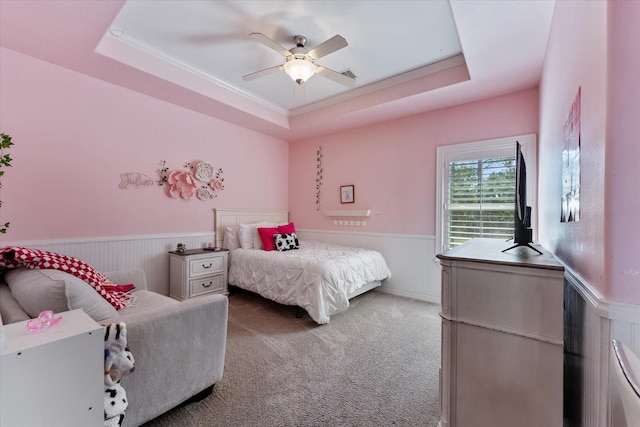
[169,248,229,300]
[1,309,103,426]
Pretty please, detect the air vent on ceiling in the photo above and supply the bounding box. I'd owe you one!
[340,69,357,79]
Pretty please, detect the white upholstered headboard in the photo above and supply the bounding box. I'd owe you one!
[213,208,289,248]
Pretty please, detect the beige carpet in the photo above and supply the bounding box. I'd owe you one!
[143,289,441,427]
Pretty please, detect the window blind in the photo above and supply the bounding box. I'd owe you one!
[447,156,515,248]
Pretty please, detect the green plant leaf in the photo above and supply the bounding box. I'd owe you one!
[0,133,12,235]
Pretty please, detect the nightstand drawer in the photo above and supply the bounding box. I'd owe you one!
[190,274,225,297]
[189,256,224,277]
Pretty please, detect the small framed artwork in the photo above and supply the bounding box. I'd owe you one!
[340,185,354,204]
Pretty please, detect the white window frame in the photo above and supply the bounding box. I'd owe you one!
[435,133,537,254]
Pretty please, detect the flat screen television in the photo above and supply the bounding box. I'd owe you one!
[503,141,541,254]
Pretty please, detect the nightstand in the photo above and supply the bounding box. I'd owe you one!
[169,248,229,300]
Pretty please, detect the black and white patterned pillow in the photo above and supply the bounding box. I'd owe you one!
[274,233,299,251]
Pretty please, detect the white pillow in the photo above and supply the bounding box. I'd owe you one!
[238,223,253,249]
[251,222,280,249]
[238,222,278,250]
[223,225,240,251]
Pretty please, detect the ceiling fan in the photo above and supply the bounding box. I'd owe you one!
[242,33,356,87]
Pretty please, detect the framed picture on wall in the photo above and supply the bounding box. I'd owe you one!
[340,185,354,204]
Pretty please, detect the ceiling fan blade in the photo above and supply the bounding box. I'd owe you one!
[242,65,284,81]
[249,33,291,58]
[316,66,356,87]
[308,35,348,59]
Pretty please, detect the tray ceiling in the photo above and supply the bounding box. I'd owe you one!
[0,0,555,140]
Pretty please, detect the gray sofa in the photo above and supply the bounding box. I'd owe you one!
[0,267,228,427]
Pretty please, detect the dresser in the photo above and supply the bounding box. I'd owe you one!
[436,238,564,427]
[169,248,229,300]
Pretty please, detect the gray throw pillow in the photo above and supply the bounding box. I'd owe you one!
[0,282,30,324]
[5,268,118,322]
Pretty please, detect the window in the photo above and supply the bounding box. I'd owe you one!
[448,156,516,247]
[436,134,537,253]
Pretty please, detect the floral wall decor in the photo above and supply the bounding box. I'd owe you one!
[316,146,323,211]
[157,160,224,200]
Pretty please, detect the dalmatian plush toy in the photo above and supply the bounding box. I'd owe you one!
[103,322,135,427]
[104,384,128,427]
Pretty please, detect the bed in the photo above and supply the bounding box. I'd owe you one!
[214,209,392,324]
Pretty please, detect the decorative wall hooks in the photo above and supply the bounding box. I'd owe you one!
[157,160,224,200]
[316,146,323,211]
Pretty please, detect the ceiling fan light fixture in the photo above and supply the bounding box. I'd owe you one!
[284,56,316,85]
[245,33,354,88]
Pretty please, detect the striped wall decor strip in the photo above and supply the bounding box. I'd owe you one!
[297,229,441,303]
[2,233,215,295]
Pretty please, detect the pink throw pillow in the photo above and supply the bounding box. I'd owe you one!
[258,227,280,251]
[278,222,296,234]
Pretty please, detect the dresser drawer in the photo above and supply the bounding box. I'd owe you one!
[189,256,224,277]
[189,274,225,297]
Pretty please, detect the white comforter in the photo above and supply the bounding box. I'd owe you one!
[228,240,392,324]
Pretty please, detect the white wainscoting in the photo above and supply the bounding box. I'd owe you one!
[297,229,441,303]
[608,296,640,427]
[564,268,640,427]
[2,233,215,296]
[2,230,439,302]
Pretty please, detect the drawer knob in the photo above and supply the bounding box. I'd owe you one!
[202,263,213,269]
[203,281,213,288]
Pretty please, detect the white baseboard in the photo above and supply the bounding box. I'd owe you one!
[376,287,440,305]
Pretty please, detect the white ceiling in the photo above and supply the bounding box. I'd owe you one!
[0,0,556,140]
[106,0,464,114]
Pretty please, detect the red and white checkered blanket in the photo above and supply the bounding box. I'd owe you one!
[0,246,133,310]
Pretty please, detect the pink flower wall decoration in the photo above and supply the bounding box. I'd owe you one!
[209,178,224,191]
[157,160,225,201]
[166,170,197,199]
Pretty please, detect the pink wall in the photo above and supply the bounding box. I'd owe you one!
[289,88,539,235]
[538,0,640,304]
[0,48,289,241]
[605,1,640,303]
[538,0,607,296]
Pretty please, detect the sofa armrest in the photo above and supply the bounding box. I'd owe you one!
[118,293,228,427]
[104,268,148,291]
